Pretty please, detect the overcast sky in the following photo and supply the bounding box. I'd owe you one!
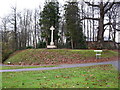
[0,0,65,18]
[0,0,119,18]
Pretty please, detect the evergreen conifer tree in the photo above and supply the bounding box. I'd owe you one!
[64,1,86,49]
[39,0,60,46]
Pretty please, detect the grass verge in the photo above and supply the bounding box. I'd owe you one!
[2,64,118,88]
[1,65,57,70]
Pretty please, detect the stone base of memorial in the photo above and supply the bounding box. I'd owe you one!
[47,45,57,49]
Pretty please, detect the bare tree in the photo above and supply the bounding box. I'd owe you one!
[1,17,8,43]
[82,0,120,48]
[12,6,18,50]
[33,9,37,48]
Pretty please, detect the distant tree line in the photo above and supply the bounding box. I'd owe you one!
[0,0,120,62]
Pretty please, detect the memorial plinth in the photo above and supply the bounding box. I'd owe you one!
[47,45,57,48]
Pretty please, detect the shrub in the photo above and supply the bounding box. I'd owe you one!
[37,41,46,48]
[2,49,13,63]
[26,46,34,49]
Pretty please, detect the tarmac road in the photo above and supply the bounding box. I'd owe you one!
[0,61,119,72]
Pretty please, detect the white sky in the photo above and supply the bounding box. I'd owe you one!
[0,0,65,18]
[0,0,119,18]
[0,0,39,17]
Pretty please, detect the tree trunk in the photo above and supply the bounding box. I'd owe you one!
[46,38,48,47]
[92,0,95,42]
[97,2,104,49]
[71,38,74,49]
[34,10,37,49]
[87,7,89,42]
[14,12,18,50]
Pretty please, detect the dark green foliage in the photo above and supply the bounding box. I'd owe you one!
[64,2,87,49]
[26,46,34,49]
[37,41,46,48]
[39,1,60,46]
[2,43,14,62]
[2,50,13,63]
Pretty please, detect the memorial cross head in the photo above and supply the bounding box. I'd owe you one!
[50,26,55,31]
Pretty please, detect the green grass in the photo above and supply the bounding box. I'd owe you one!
[4,49,118,65]
[102,50,118,58]
[1,65,57,70]
[2,64,118,88]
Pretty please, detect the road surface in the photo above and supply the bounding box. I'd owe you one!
[0,61,119,72]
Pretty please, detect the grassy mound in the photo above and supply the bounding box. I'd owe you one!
[4,49,118,65]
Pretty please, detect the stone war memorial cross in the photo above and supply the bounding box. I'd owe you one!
[47,26,57,49]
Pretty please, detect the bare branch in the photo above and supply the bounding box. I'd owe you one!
[112,23,120,31]
[84,1,99,7]
[114,2,120,4]
[104,2,115,13]
[80,17,99,21]
[112,27,120,31]
[103,22,112,27]
[103,0,110,9]
[104,25,109,30]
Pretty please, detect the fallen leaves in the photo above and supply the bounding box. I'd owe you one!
[63,76,70,78]
[106,85,111,87]
[55,76,60,78]
[92,83,97,85]
[99,85,103,86]
[89,74,93,77]
[7,49,118,65]
[82,74,86,76]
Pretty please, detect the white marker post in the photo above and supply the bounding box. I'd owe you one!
[50,26,55,45]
